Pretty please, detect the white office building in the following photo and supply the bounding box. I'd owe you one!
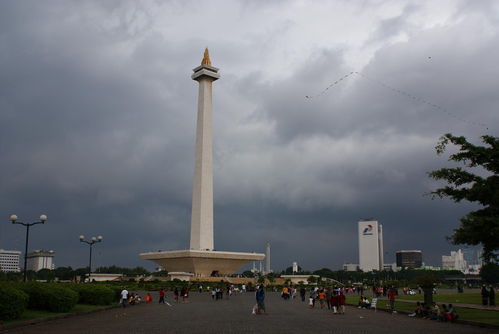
[26,250,55,271]
[0,249,21,272]
[358,220,384,271]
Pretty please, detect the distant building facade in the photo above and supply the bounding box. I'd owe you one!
[26,250,55,271]
[383,263,398,271]
[442,249,466,271]
[396,250,423,268]
[0,249,21,272]
[442,248,482,274]
[343,263,359,271]
[265,242,271,274]
[358,220,384,271]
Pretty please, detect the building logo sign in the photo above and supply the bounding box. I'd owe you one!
[362,224,373,236]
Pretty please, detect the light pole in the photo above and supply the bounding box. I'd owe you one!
[9,214,47,282]
[79,235,102,282]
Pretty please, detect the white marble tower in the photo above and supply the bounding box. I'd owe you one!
[190,49,219,251]
[139,50,264,277]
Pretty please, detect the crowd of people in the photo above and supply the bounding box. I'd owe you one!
[408,301,458,322]
[300,287,347,314]
[119,289,143,307]
[119,282,493,326]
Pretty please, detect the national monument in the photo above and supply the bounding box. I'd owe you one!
[139,50,265,278]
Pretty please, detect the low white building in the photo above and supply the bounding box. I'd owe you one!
[280,274,320,285]
[87,273,124,282]
[0,249,21,272]
[343,263,359,271]
[26,250,55,271]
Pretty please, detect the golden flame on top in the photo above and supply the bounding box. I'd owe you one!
[201,48,212,66]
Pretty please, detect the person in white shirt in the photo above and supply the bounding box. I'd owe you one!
[121,289,129,308]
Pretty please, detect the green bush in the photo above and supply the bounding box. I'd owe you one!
[0,285,29,320]
[69,284,115,305]
[20,282,78,312]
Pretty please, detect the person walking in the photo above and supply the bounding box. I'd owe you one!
[120,288,128,308]
[325,288,332,310]
[318,290,326,309]
[331,290,339,314]
[338,290,346,314]
[388,287,397,313]
[300,287,306,302]
[256,285,267,314]
[481,285,489,306]
[489,286,496,306]
[310,288,317,308]
[158,288,165,304]
[174,287,180,303]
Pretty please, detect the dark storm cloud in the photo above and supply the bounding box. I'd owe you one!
[0,1,497,272]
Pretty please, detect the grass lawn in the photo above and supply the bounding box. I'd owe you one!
[346,296,499,325]
[3,304,113,325]
[397,293,482,305]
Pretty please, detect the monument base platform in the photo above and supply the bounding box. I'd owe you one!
[139,249,265,277]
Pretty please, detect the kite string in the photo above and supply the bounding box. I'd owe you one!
[306,71,489,130]
[305,72,355,99]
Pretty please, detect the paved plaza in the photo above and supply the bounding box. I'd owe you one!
[2,292,496,334]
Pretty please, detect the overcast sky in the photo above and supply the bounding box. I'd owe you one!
[0,0,497,272]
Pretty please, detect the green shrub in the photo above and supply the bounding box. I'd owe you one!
[69,284,115,305]
[20,282,78,312]
[0,285,29,320]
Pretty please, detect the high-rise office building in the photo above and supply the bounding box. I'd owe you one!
[0,249,21,272]
[358,220,384,271]
[396,250,423,268]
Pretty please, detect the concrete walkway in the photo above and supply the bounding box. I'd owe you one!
[2,292,496,334]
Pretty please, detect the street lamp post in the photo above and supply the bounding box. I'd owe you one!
[9,214,47,282]
[79,235,102,282]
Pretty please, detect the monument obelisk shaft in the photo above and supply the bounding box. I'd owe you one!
[190,49,219,251]
[139,50,264,277]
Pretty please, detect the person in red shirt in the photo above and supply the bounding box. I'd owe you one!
[338,291,346,314]
[159,288,165,304]
[330,290,340,314]
[388,287,397,313]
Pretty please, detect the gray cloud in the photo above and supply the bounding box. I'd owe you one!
[0,0,496,272]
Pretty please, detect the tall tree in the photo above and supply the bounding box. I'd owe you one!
[428,133,499,263]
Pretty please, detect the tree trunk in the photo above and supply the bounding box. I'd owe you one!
[423,287,433,305]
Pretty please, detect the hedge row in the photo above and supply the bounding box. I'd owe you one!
[0,285,29,320]
[19,282,79,313]
[68,284,115,305]
[0,282,120,321]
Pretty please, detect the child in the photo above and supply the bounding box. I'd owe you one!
[318,290,326,309]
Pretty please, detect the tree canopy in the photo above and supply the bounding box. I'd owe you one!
[428,133,499,263]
